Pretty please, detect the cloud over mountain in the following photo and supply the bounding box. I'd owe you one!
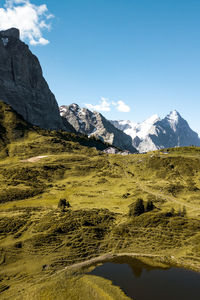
[85,98,111,112]
[116,100,131,112]
[85,98,131,113]
[0,0,53,45]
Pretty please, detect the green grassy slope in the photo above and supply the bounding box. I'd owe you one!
[0,100,200,299]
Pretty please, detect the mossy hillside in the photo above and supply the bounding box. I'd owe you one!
[19,272,130,300]
[1,148,200,231]
[7,130,111,159]
[0,102,200,298]
[1,206,200,299]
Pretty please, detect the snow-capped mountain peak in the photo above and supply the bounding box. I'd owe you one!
[111,110,200,152]
[167,110,180,121]
[165,110,181,131]
[111,114,160,141]
[60,105,200,153]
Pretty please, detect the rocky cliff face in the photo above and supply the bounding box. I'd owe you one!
[0,28,66,130]
[60,104,137,153]
[149,110,200,150]
[111,110,200,152]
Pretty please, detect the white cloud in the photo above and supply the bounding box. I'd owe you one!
[116,100,131,112]
[85,97,111,112]
[85,98,131,113]
[30,37,49,46]
[0,0,53,46]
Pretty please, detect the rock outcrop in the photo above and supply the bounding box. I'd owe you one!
[0,28,66,130]
[60,104,137,153]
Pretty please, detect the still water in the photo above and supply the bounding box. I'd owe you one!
[89,257,200,300]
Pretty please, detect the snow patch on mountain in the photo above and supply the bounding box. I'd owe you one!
[111,114,160,140]
[111,111,200,153]
[165,110,180,132]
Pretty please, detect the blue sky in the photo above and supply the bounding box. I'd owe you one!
[0,0,200,133]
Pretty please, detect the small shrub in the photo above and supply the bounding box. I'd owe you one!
[165,208,175,217]
[58,198,71,212]
[177,206,187,217]
[129,198,145,217]
[145,200,154,212]
[181,206,187,217]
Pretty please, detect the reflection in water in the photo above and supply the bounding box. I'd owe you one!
[89,256,200,300]
[111,256,169,278]
[131,264,143,278]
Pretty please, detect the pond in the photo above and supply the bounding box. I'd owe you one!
[89,256,200,300]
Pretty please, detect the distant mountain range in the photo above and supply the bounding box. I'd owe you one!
[111,110,200,152]
[61,105,200,153]
[60,104,137,153]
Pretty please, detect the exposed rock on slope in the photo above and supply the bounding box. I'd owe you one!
[111,110,200,152]
[61,116,77,133]
[0,28,67,130]
[60,104,137,153]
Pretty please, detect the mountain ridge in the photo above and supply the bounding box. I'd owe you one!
[111,110,200,152]
[60,103,137,153]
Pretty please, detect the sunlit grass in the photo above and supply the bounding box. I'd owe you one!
[1,120,200,299]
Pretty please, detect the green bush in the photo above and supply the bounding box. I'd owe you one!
[145,200,154,212]
[129,198,145,217]
[58,198,71,212]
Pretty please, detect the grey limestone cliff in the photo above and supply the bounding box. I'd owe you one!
[0,28,66,130]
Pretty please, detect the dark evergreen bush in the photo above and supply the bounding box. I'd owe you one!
[129,198,145,217]
[58,199,71,212]
[146,200,154,212]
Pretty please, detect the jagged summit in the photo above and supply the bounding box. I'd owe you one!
[0,28,20,39]
[67,103,80,110]
[169,109,179,115]
[163,110,182,132]
[161,110,187,133]
[71,103,80,108]
[167,110,180,121]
